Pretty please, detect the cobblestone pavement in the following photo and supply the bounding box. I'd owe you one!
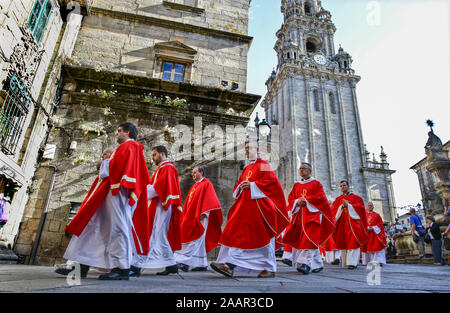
[0,262,449,293]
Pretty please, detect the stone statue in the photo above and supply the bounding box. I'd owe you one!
[424,120,443,151]
[425,131,443,151]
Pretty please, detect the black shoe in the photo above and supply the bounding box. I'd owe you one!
[312,267,323,273]
[281,259,293,267]
[331,259,340,265]
[156,265,178,275]
[191,267,207,272]
[130,265,141,277]
[177,263,190,272]
[348,265,357,270]
[297,264,311,275]
[275,248,284,258]
[55,264,89,278]
[98,268,129,280]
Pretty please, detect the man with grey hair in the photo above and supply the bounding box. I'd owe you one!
[361,202,386,266]
[283,163,335,274]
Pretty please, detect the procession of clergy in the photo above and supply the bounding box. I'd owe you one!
[55,122,387,280]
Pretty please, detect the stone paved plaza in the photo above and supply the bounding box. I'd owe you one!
[0,261,448,294]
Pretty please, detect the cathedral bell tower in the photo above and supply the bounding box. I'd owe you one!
[263,0,397,222]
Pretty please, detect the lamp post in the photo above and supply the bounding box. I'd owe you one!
[254,112,260,139]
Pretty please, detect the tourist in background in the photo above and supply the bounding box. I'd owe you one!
[425,215,443,266]
[410,208,426,258]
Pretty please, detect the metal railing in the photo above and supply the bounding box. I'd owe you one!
[0,75,32,155]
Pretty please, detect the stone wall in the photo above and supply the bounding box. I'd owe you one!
[93,0,251,35]
[13,0,259,265]
[68,0,252,93]
[13,65,259,265]
[0,0,65,247]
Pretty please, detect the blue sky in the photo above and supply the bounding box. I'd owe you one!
[246,0,450,210]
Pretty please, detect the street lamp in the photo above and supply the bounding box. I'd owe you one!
[258,119,271,137]
[254,112,271,140]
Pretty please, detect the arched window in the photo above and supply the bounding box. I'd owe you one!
[287,52,290,59]
[329,92,336,114]
[306,38,319,53]
[313,89,320,112]
[304,2,312,16]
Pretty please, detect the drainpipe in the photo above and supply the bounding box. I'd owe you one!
[29,164,57,265]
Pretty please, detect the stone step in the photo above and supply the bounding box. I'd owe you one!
[0,248,19,264]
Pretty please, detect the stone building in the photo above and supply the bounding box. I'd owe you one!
[0,0,72,259]
[13,0,260,265]
[261,0,396,222]
[410,123,449,226]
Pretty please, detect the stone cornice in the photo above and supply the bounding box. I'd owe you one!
[64,65,261,112]
[89,7,253,44]
[282,15,336,33]
[362,167,396,175]
[262,63,360,107]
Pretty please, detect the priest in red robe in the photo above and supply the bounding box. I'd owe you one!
[332,180,369,269]
[210,141,289,279]
[64,123,151,280]
[131,145,183,276]
[362,202,386,266]
[175,166,222,272]
[283,163,335,274]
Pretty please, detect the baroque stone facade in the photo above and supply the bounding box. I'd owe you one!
[13,0,260,265]
[410,125,449,226]
[0,0,66,251]
[262,0,396,222]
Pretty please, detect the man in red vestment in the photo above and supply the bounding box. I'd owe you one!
[55,147,114,278]
[175,166,222,272]
[131,145,183,276]
[210,141,289,278]
[283,163,335,274]
[362,202,386,266]
[64,123,151,280]
[331,180,369,269]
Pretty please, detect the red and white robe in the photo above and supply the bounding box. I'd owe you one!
[132,160,182,269]
[64,139,150,269]
[332,193,369,267]
[283,177,335,270]
[174,177,222,268]
[216,158,288,273]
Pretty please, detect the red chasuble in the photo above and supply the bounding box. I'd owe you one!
[321,200,340,252]
[321,236,337,252]
[65,140,151,255]
[181,178,223,253]
[362,211,386,253]
[219,158,289,250]
[332,193,369,250]
[140,161,183,253]
[283,179,335,250]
